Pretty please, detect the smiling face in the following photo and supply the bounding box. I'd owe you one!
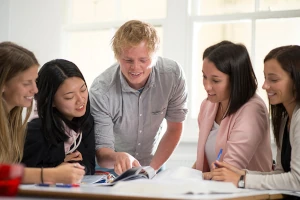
[2,65,38,112]
[53,77,88,120]
[262,59,295,108]
[202,58,231,108]
[118,41,153,90]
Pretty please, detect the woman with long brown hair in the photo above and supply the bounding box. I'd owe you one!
[0,41,85,184]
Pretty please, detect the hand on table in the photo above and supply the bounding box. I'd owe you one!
[48,163,85,184]
[203,161,246,187]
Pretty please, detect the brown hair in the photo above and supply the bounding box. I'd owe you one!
[0,41,39,163]
[264,45,300,147]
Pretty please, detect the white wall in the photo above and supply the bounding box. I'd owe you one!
[1,0,65,66]
[0,0,10,41]
[163,0,188,68]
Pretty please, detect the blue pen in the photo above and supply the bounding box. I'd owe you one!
[55,183,80,188]
[215,148,223,167]
[55,183,72,188]
[216,148,223,161]
[36,183,80,188]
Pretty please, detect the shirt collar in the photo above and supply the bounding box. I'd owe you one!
[119,64,156,93]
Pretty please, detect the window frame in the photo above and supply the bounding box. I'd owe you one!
[62,0,300,142]
[186,1,300,142]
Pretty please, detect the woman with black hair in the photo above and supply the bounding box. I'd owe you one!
[22,59,95,175]
[204,45,300,191]
[194,41,272,173]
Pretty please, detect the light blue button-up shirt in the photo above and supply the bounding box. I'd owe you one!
[89,57,188,166]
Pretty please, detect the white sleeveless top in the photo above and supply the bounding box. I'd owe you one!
[205,121,219,170]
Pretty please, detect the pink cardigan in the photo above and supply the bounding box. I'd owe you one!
[196,94,272,172]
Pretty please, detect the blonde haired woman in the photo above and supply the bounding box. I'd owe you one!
[0,41,85,184]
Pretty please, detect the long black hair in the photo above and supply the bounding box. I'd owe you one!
[35,59,92,145]
[203,40,257,117]
[264,45,300,147]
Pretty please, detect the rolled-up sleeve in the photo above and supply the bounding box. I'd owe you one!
[89,87,115,151]
[165,64,188,122]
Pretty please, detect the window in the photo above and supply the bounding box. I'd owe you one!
[63,0,300,144]
[192,20,252,118]
[70,0,166,24]
[189,0,300,119]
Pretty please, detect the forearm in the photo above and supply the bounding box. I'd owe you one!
[150,123,182,171]
[96,147,117,169]
[23,167,56,184]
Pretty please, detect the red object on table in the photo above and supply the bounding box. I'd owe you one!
[0,163,24,196]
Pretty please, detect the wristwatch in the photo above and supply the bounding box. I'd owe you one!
[238,175,245,188]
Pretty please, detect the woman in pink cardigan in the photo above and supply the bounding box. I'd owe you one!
[204,45,300,191]
[194,41,272,173]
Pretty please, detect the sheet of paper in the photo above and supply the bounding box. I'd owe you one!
[153,166,203,181]
[109,166,244,195]
[111,179,244,195]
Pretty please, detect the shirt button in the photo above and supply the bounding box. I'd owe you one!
[136,153,139,155]
[139,130,142,133]
[161,112,163,114]
[138,143,141,145]
[139,114,142,116]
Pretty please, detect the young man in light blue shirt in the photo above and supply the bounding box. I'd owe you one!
[90,20,188,175]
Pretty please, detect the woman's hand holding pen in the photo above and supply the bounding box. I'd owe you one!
[202,148,224,179]
[44,163,85,184]
[203,161,246,187]
[214,161,246,175]
[202,161,220,180]
[56,163,85,183]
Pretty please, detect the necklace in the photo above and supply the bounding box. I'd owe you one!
[219,103,229,120]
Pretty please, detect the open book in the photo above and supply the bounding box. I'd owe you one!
[110,166,156,183]
[109,166,243,195]
[110,166,203,184]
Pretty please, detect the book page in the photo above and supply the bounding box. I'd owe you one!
[153,166,203,181]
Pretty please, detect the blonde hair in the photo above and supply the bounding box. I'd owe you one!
[111,20,160,60]
[0,41,39,163]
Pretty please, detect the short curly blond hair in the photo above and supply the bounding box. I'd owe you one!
[111,20,160,60]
